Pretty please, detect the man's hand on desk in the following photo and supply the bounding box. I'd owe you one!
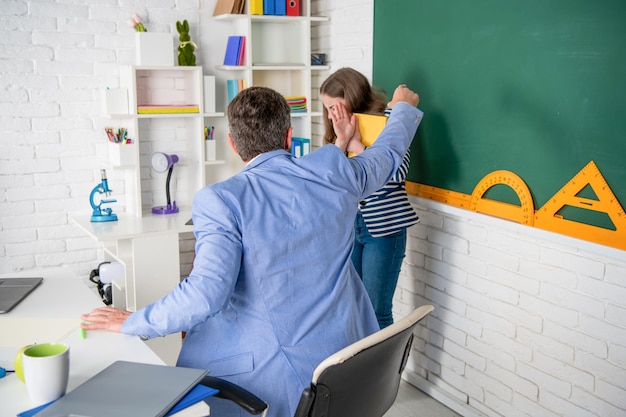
[81,306,131,333]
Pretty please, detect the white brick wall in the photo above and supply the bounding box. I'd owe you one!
[3,1,626,416]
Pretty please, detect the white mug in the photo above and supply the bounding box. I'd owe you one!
[20,343,70,406]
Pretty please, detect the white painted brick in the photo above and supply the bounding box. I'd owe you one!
[517,327,575,362]
[426,315,467,347]
[579,275,626,307]
[518,292,579,327]
[0,228,37,243]
[444,339,487,371]
[466,306,516,339]
[442,248,487,276]
[425,372,469,404]
[540,281,605,318]
[539,390,597,417]
[407,236,442,261]
[467,336,516,370]
[512,393,560,417]
[596,379,626,410]
[576,350,626,390]
[520,258,578,289]
[486,362,539,400]
[427,228,469,255]
[486,230,540,261]
[467,273,519,305]
[425,342,466,375]
[609,343,626,369]
[443,216,488,243]
[605,262,626,285]
[470,241,520,272]
[433,307,483,339]
[425,257,468,285]
[488,264,540,295]
[439,365,484,403]
[517,361,572,398]
[580,314,626,350]
[543,321,608,359]
[483,391,527,417]
[534,351,595,391]
[570,386,626,417]
[540,246,605,279]
[424,286,466,315]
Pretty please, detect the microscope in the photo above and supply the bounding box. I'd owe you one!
[90,169,118,222]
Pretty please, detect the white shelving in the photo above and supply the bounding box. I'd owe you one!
[105,65,225,218]
[213,2,329,143]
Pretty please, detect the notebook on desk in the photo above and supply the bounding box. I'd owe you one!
[31,360,209,417]
[0,277,43,313]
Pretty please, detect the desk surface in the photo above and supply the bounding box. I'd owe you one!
[71,208,193,242]
[0,269,163,417]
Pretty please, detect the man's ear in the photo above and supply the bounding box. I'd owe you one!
[228,133,238,155]
[284,127,293,152]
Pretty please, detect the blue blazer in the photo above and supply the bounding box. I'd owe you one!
[123,103,423,416]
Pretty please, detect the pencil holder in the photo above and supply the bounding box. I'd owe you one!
[205,140,216,161]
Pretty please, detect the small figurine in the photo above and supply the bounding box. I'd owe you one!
[176,20,197,66]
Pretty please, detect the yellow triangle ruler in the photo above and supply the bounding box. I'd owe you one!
[534,161,626,249]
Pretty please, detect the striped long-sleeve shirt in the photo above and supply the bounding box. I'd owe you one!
[359,147,420,237]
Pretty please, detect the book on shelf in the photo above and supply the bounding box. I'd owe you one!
[227,79,248,103]
[237,36,246,66]
[250,0,263,15]
[348,113,388,157]
[287,0,300,16]
[291,137,310,158]
[263,0,275,15]
[223,35,241,66]
[137,104,199,114]
[213,0,245,16]
[275,0,286,15]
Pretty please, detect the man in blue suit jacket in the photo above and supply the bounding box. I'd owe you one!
[82,85,422,416]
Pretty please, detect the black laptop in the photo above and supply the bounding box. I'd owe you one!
[0,277,43,313]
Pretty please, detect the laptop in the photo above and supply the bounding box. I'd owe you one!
[0,277,43,313]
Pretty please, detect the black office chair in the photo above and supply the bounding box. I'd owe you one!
[200,304,435,417]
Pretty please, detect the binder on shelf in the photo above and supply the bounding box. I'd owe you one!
[223,36,242,66]
[293,137,310,156]
[291,138,302,157]
[137,104,199,114]
[227,79,239,103]
[348,113,388,157]
[275,0,286,15]
[286,0,300,16]
[203,76,216,113]
[250,0,263,15]
[263,0,275,15]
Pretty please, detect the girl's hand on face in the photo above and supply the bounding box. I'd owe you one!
[345,116,365,155]
[330,102,357,151]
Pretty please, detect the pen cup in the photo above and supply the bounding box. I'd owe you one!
[205,140,216,161]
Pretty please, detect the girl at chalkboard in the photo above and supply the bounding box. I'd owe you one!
[320,67,420,329]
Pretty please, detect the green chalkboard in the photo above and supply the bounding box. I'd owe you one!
[373,1,626,220]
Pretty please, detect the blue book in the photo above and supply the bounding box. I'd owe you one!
[227,79,239,103]
[223,36,241,66]
[264,0,275,15]
[291,138,303,157]
[274,0,286,15]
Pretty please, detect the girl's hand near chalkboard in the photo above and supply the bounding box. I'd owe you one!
[388,84,419,108]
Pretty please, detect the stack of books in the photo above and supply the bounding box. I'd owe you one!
[285,95,307,113]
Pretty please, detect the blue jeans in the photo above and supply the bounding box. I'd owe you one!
[351,212,407,329]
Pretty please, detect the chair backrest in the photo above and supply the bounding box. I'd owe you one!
[293,304,435,417]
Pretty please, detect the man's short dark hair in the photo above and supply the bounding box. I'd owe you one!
[227,86,291,161]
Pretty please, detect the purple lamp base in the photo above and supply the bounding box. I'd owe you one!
[152,201,179,215]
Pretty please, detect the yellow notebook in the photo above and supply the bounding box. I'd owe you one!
[348,113,388,157]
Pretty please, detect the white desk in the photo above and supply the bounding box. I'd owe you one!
[0,269,164,417]
[71,209,193,365]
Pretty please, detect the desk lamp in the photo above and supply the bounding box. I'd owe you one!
[151,152,179,214]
